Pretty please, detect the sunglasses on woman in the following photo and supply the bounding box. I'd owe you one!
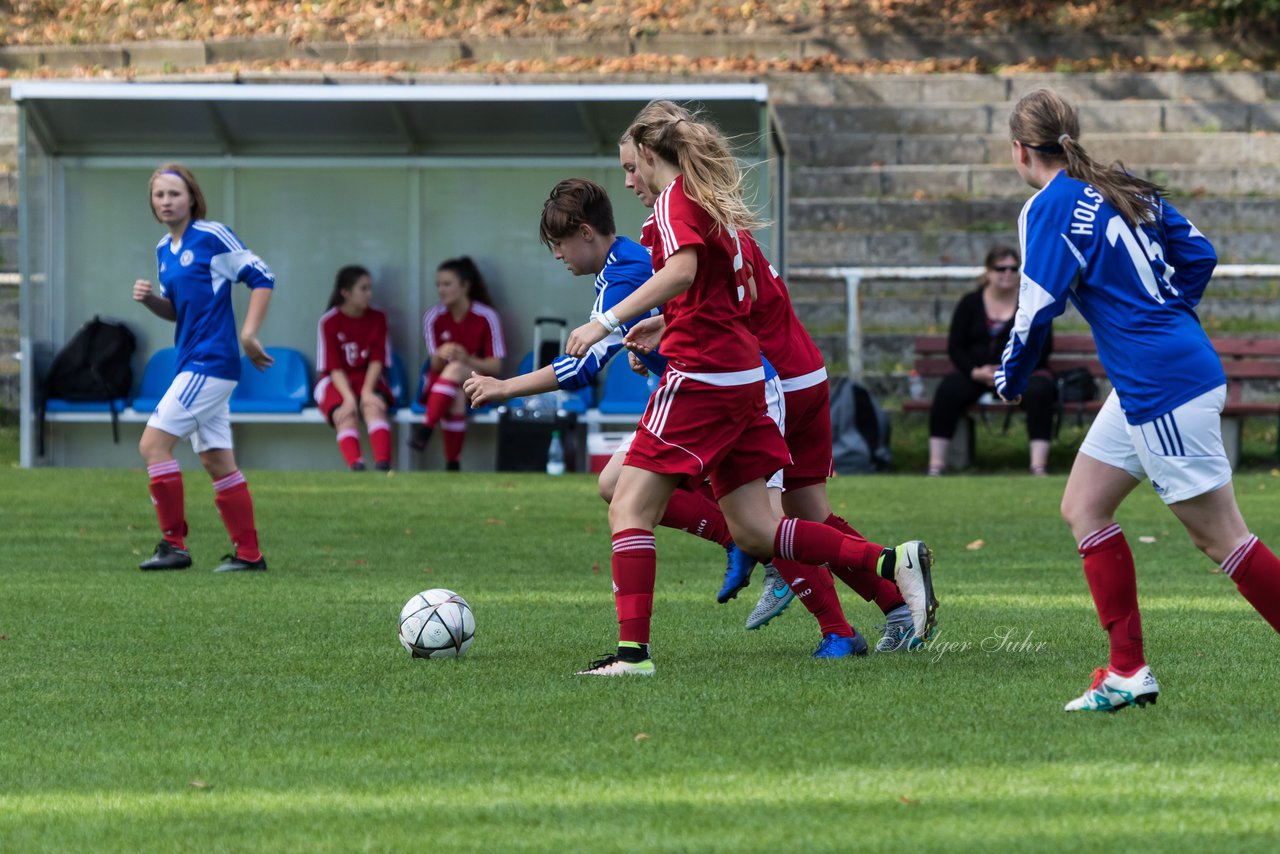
[991,265,1018,273]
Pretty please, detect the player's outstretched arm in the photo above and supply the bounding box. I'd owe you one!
[240,287,274,371]
[464,365,558,408]
[132,279,176,321]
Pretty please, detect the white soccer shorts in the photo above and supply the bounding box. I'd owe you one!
[1078,385,1233,505]
[146,371,237,453]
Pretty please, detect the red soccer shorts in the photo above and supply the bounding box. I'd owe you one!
[624,373,792,500]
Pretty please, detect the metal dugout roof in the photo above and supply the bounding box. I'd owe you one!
[13,81,783,469]
[10,81,778,157]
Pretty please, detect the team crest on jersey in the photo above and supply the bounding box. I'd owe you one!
[180,249,195,267]
[441,331,453,341]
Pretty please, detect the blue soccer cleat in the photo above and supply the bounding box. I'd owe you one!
[812,632,869,659]
[717,544,759,603]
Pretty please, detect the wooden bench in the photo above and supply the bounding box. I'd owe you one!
[902,333,1280,470]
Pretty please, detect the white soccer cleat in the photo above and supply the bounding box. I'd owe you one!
[575,653,655,677]
[881,540,937,641]
[1064,665,1159,712]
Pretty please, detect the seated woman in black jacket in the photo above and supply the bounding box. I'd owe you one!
[928,245,1057,476]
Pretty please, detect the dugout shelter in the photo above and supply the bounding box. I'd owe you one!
[14,81,785,469]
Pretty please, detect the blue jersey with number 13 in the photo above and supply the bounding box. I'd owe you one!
[995,171,1222,425]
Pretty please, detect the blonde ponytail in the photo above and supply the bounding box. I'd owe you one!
[626,100,766,232]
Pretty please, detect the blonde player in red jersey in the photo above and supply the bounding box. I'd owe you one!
[410,256,505,471]
[619,135,929,649]
[565,101,937,675]
[315,265,396,472]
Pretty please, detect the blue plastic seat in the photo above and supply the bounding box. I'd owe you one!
[384,351,409,410]
[230,347,312,413]
[597,359,656,415]
[44,396,131,413]
[410,358,430,415]
[130,347,179,413]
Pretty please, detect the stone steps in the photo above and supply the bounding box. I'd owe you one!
[784,130,1280,168]
[777,101,1280,137]
[790,164,1280,199]
[788,227,1280,266]
[774,71,1280,107]
[789,197,1280,233]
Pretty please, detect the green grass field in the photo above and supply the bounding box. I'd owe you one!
[2,427,1279,851]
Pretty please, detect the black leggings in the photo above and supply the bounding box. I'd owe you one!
[928,371,1057,441]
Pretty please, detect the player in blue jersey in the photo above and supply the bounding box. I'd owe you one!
[463,178,664,409]
[996,90,1280,711]
[131,163,275,573]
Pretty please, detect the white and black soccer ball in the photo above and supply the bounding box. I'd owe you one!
[398,588,475,658]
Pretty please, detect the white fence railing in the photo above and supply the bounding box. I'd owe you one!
[788,264,1280,380]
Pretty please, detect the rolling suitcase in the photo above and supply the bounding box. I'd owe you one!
[496,318,580,472]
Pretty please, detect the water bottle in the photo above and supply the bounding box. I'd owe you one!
[908,370,924,401]
[545,430,565,476]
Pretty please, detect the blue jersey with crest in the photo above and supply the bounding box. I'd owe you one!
[156,220,275,382]
[995,172,1221,425]
[551,235,667,387]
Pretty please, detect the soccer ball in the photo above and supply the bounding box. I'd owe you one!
[398,588,475,659]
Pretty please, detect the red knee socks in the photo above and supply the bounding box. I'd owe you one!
[1222,535,1280,633]
[147,460,187,548]
[659,488,732,547]
[612,528,657,644]
[1079,524,1145,676]
[212,470,262,562]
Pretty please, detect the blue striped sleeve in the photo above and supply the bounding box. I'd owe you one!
[995,190,1077,399]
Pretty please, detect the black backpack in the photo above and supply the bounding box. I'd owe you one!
[828,375,892,474]
[1054,366,1099,436]
[38,316,138,452]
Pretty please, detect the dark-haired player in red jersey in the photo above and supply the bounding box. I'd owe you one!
[411,256,505,471]
[315,264,396,472]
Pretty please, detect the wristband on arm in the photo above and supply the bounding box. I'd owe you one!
[591,309,622,334]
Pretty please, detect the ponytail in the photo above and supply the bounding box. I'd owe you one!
[626,100,766,233]
[1010,88,1165,227]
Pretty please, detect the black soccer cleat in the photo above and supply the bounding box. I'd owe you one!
[139,541,192,571]
[212,554,268,573]
[349,460,367,472]
[445,460,461,472]
[408,424,434,451]
[374,461,391,472]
